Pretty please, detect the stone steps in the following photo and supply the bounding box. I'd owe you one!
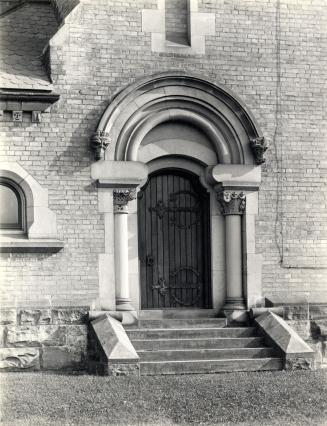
[126,317,283,376]
[132,336,266,351]
[133,318,227,329]
[126,327,257,340]
[140,358,283,376]
[138,347,275,361]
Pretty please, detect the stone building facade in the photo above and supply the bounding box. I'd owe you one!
[0,0,326,371]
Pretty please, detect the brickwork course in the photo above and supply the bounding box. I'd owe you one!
[0,0,326,312]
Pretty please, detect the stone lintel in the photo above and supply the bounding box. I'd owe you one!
[91,314,139,363]
[91,160,148,187]
[206,164,261,188]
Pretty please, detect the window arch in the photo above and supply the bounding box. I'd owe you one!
[0,178,26,233]
[0,162,63,252]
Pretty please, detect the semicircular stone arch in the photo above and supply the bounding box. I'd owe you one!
[96,72,263,165]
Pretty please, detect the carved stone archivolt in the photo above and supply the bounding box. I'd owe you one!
[90,130,110,160]
[113,189,136,213]
[250,136,268,165]
[217,190,246,216]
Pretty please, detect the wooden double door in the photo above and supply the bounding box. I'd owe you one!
[138,169,212,309]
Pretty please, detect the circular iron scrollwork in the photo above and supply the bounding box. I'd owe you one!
[169,267,202,306]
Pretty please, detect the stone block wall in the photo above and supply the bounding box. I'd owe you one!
[0,308,88,371]
[279,304,327,368]
[0,0,326,321]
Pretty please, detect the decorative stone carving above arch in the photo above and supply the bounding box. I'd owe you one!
[91,72,265,165]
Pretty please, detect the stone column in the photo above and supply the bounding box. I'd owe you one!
[113,189,136,311]
[217,190,246,320]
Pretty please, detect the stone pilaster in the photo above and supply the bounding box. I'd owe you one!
[217,189,246,322]
[113,188,136,311]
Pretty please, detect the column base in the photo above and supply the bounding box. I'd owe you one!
[223,298,247,324]
[223,297,246,311]
[116,298,135,312]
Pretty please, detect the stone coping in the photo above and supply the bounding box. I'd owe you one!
[255,311,314,357]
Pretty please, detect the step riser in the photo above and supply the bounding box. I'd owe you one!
[139,310,218,319]
[132,337,265,351]
[138,348,275,362]
[134,319,227,329]
[127,328,256,340]
[140,358,283,376]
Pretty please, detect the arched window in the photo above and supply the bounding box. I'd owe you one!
[0,178,25,233]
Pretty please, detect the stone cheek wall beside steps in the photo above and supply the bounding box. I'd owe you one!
[260,303,327,369]
[0,308,88,371]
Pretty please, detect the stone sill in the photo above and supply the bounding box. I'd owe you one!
[0,236,64,253]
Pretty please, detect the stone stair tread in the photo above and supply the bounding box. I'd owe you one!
[130,327,253,331]
[141,357,281,364]
[132,337,260,341]
[137,347,273,352]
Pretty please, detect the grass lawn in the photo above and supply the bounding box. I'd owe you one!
[1,370,326,425]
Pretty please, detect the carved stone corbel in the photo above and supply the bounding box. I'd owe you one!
[217,190,246,216]
[113,189,137,213]
[250,136,268,165]
[90,130,110,160]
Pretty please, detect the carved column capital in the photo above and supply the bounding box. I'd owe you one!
[113,189,137,213]
[90,130,110,160]
[217,190,246,216]
[250,136,268,165]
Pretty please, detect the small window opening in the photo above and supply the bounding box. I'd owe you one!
[165,0,190,46]
[0,178,25,233]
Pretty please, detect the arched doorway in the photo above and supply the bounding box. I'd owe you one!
[138,169,211,309]
[91,72,266,318]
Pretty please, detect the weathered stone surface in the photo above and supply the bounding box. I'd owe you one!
[0,310,16,325]
[91,315,139,362]
[255,312,314,356]
[6,325,66,347]
[283,305,309,321]
[0,326,6,348]
[310,341,326,366]
[286,320,312,340]
[18,309,52,325]
[108,362,140,377]
[309,305,327,320]
[52,308,88,325]
[311,320,327,338]
[42,346,83,370]
[285,356,315,371]
[66,325,88,351]
[0,348,40,370]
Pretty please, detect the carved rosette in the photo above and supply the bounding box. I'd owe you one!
[113,189,137,213]
[90,130,110,160]
[217,191,246,216]
[250,136,268,165]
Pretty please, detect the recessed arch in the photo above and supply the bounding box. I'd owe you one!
[95,71,263,166]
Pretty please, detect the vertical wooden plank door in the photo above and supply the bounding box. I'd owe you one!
[138,169,212,309]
